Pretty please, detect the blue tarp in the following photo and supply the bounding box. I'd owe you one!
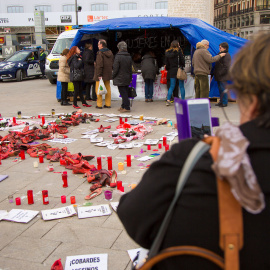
[71,17,247,98]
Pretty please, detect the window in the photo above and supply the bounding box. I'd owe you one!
[119,3,137,10]
[63,5,75,12]
[260,14,270,24]
[35,5,51,12]
[91,4,108,11]
[155,1,168,9]
[7,6,24,13]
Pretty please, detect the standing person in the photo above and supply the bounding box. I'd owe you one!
[117,33,270,269]
[112,41,132,113]
[57,48,72,106]
[67,46,91,109]
[141,50,158,102]
[213,42,231,107]
[165,40,185,106]
[39,48,46,79]
[93,39,114,109]
[192,39,226,98]
[82,43,96,101]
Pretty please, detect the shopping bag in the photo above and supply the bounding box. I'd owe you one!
[160,69,167,84]
[177,67,187,80]
[97,78,107,95]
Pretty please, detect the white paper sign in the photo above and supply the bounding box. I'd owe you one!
[65,253,108,270]
[110,202,119,212]
[118,143,133,149]
[144,139,159,145]
[105,114,118,118]
[82,129,99,135]
[41,206,77,221]
[90,137,103,143]
[166,131,178,136]
[95,141,113,147]
[107,144,118,150]
[0,210,8,221]
[3,209,39,223]
[137,156,154,161]
[77,205,111,219]
[159,136,175,142]
[48,138,77,144]
[103,118,118,122]
[132,142,144,148]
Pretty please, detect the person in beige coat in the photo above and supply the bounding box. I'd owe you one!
[57,49,72,106]
[192,40,225,98]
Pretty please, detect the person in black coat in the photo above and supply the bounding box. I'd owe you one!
[213,42,231,107]
[141,50,158,102]
[82,43,97,101]
[67,46,91,109]
[165,40,185,106]
[112,41,132,112]
[117,33,270,269]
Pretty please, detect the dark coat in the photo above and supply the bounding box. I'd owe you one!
[141,54,158,81]
[82,48,95,83]
[117,119,270,270]
[213,51,231,82]
[165,49,185,78]
[67,54,84,82]
[93,48,114,81]
[112,51,132,86]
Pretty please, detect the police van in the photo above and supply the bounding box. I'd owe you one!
[45,29,78,84]
[0,47,43,82]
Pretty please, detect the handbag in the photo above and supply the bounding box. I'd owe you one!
[97,78,107,95]
[133,137,243,270]
[176,55,187,80]
[72,68,84,81]
[128,87,137,98]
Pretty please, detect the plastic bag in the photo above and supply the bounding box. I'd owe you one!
[97,78,107,95]
[160,69,167,84]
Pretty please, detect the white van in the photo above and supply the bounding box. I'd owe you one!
[45,29,78,84]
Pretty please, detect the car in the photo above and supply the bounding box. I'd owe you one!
[0,47,43,82]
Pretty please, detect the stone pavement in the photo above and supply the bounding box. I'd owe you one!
[0,78,240,269]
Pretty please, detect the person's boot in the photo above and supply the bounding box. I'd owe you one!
[62,100,72,106]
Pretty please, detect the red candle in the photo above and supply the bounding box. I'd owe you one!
[97,157,102,170]
[42,116,45,125]
[158,143,162,149]
[70,196,76,204]
[15,197,21,205]
[62,171,68,188]
[42,190,49,205]
[120,186,125,192]
[117,180,122,190]
[125,118,128,122]
[126,155,131,167]
[61,195,66,203]
[165,145,170,152]
[20,150,25,160]
[119,117,123,124]
[13,117,16,124]
[38,115,41,119]
[147,145,151,150]
[39,155,44,163]
[107,156,112,170]
[163,136,167,146]
[27,190,34,204]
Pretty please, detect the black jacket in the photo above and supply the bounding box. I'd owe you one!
[165,49,185,78]
[117,119,270,270]
[67,54,84,82]
[112,51,132,86]
[213,51,231,82]
[141,53,158,81]
[82,48,95,83]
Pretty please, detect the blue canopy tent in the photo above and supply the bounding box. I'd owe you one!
[71,17,247,98]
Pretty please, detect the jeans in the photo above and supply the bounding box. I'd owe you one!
[217,81,228,105]
[167,78,185,100]
[145,79,154,99]
[118,86,130,110]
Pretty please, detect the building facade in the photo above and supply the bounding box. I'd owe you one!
[214,0,270,39]
[168,0,214,25]
[0,0,168,50]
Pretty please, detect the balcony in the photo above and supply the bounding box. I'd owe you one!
[214,0,228,7]
[257,5,270,11]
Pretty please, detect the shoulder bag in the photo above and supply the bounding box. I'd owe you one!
[176,55,187,81]
[128,87,137,98]
[133,136,243,270]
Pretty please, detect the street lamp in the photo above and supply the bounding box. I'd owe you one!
[75,0,82,26]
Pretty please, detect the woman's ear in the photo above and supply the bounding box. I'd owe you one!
[249,95,259,120]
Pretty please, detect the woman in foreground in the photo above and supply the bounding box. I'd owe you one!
[117,33,270,269]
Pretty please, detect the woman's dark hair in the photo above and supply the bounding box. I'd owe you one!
[219,42,229,50]
[66,46,78,60]
[61,48,69,56]
[166,40,183,53]
[230,33,270,127]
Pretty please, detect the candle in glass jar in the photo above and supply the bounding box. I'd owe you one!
[97,157,102,170]
[107,156,112,170]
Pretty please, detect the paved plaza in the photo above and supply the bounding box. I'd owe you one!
[0,78,240,269]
